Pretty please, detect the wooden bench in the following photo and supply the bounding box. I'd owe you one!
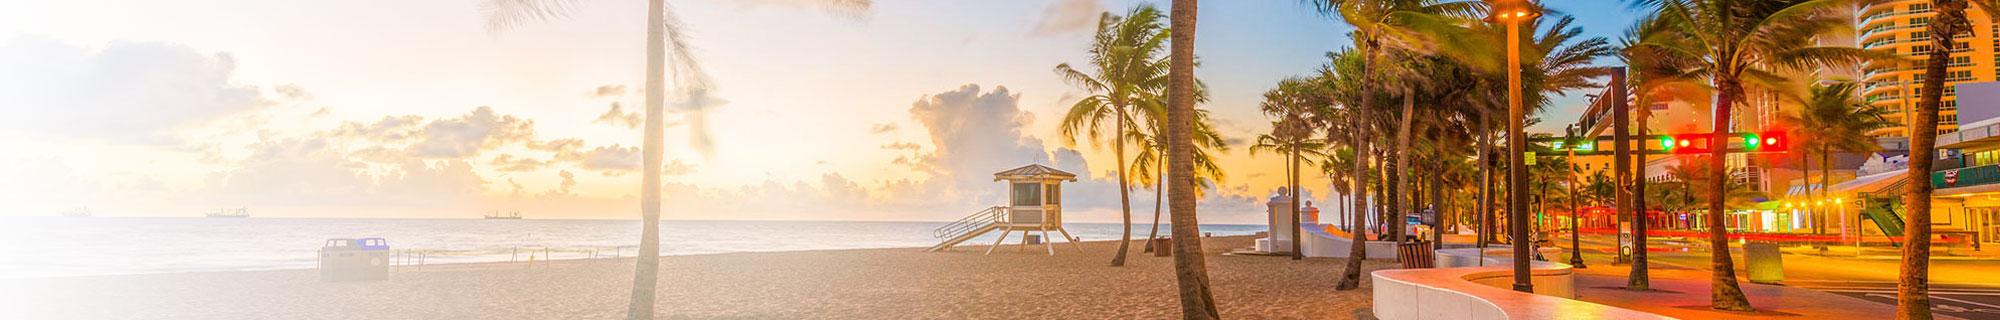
[1397,242,1435,268]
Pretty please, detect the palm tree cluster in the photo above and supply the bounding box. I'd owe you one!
[1054,3,1230,267]
[1281,0,1614,291]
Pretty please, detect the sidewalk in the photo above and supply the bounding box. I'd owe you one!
[1567,267,1963,319]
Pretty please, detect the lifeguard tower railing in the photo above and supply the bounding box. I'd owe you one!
[934,206,1010,240]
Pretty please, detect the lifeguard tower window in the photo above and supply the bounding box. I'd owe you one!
[1013,182,1043,206]
[1046,183,1061,205]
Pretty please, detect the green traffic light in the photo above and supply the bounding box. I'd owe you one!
[1658,136,1674,151]
[1743,133,1761,150]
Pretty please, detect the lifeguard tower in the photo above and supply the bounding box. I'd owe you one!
[926,164,1085,255]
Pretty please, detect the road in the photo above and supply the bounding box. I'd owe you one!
[1788,280,2000,319]
[1553,234,2000,319]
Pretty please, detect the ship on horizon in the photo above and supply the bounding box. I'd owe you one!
[206,207,250,218]
[62,207,92,217]
[483,210,522,220]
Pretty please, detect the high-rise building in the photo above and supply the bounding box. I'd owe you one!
[1858,1,1999,136]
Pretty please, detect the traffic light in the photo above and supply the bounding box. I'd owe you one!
[1663,134,1710,154]
[1742,131,1787,152]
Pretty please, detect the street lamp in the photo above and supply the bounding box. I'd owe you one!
[1488,0,1541,294]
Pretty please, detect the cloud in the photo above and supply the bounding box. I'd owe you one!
[590,85,626,98]
[0,36,267,144]
[408,106,537,158]
[593,102,642,129]
[274,84,313,101]
[1030,0,1106,36]
[489,153,548,172]
[869,122,898,134]
[580,145,641,174]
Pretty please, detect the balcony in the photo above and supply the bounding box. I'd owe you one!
[1933,163,1999,189]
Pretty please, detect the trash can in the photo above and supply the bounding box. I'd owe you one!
[1745,242,1783,284]
[320,238,391,282]
[1153,237,1173,257]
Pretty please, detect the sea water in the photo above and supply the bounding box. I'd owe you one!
[0,218,1262,279]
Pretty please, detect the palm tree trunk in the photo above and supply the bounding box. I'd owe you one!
[1392,89,1415,244]
[1112,110,1133,267]
[1900,2,1960,318]
[1480,111,1496,246]
[1801,144,1815,234]
[1630,102,1651,290]
[626,0,667,318]
[1822,145,1832,235]
[1292,144,1304,260]
[1165,1,1219,318]
[1336,41,1376,291]
[1432,159,1446,245]
[1146,156,1165,253]
[1708,77,1754,311]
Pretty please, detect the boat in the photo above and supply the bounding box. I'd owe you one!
[62,207,92,217]
[484,210,523,220]
[206,207,250,218]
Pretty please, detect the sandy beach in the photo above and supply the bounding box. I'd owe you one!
[4,235,1391,319]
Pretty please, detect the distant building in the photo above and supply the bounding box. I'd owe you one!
[1858,1,2000,136]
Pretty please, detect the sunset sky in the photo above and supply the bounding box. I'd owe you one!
[0,0,1632,223]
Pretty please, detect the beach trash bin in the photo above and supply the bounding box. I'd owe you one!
[1153,237,1172,257]
[320,238,391,282]
[1745,242,1783,284]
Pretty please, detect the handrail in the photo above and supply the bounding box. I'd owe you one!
[933,206,1008,239]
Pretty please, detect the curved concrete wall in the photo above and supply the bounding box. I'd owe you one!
[1370,248,1671,320]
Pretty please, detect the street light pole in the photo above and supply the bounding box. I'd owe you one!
[1488,0,1540,294]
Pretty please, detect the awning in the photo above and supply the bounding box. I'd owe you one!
[1828,169,1907,196]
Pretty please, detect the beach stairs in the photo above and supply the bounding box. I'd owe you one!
[927,206,1007,252]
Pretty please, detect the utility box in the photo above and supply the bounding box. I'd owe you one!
[1745,242,1783,284]
[320,238,390,282]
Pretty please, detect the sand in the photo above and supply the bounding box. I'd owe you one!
[3,235,1391,319]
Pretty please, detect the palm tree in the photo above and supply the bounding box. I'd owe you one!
[1054,4,1171,267]
[1255,77,1332,259]
[1164,0,1219,318]
[1317,48,1379,291]
[1781,81,1889,230]
[477,1,868,318]
[1619,11,1711,291]
[1625,0,1878,310]
[1902,1,2000,317]
[1305,0,1482,248]
[1133,107,1228,254]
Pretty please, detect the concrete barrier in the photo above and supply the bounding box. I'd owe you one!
[1370,247,1672,320]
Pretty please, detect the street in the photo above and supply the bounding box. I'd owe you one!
[1555,233,2000,319]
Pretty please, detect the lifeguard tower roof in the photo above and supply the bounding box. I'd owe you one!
[992,164,1078,181]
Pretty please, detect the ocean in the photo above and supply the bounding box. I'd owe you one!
[0,217,1265,279]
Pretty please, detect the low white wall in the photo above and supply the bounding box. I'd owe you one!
[1433,247,1575,298]
[1297,226,1397,259]
[1370,248,1671,320]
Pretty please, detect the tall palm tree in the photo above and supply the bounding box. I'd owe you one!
[1317,48,1380,291]
[1055,4,1171,267]
[1902,1,2000,318]
[1164,1,1219,318]
[477,1,868,318]
[1256,77,1332,259]
[1619,10,1711,291]
[1625,0,1878,310]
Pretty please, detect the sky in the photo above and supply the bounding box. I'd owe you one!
[0,0,1644,224]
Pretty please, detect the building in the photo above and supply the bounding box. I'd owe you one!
[1858,1,2000,136]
